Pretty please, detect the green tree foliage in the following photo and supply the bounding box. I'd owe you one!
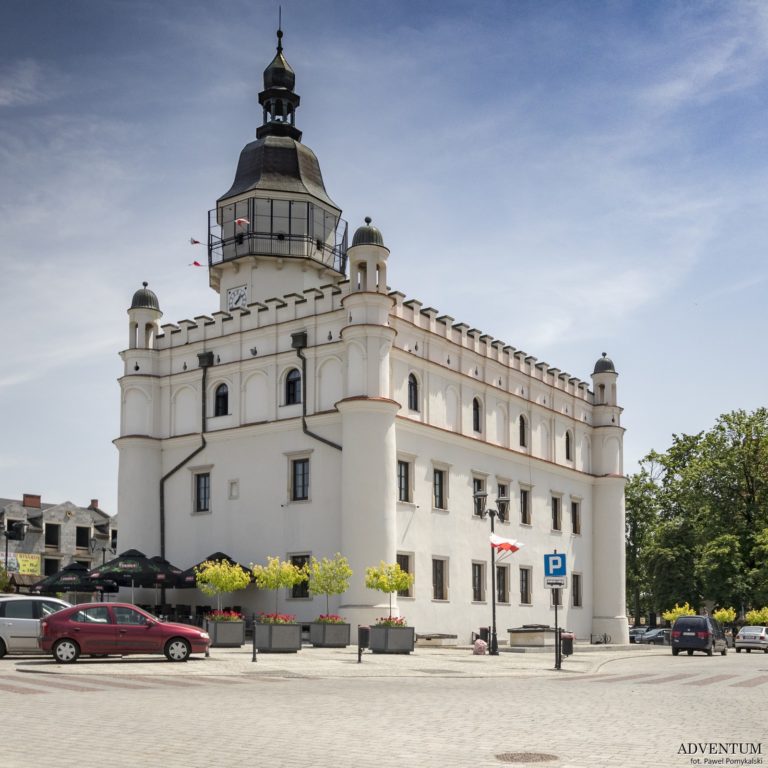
[365,561,414,618]
[307,553,352,616]
[195,559,251,610]
[745,607,768,625]
[252,556,308,614]
[0,566,9,592]
[626,408,768,615]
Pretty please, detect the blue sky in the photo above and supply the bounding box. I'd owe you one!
[1,0,766,515]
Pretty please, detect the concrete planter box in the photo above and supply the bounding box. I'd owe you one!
[309,622,350,648]
[508,626,556,647]
[254,623,302,653]
[205,620,245,648]
[369,626,415,654]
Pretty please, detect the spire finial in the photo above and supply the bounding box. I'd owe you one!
[276,6,283,53]
[364,216,372,225]
[142,281,148,288]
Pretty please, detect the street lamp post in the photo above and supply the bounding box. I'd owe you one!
[90,537,116,565]
[474,491,510,656]
[3,520,30,572]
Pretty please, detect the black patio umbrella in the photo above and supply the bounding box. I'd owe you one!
[88,549,169,601]
[176,552,252,588]
[148,556,184,587]
[31,563,118,600]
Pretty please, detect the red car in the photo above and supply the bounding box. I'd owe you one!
[39,603,210,663]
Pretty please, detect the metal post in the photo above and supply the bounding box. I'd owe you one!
[554,593,561,670]
[251,612,258,662]
[3,533,8,572]
[489,510,499,656]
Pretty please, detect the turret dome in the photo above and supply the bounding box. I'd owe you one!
[593,352,616,374]
[130,282,160,311]
[352,217,385,247]
[263,31,295,91]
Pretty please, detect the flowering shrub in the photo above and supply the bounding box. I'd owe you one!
[257,612,296,625]
[207,610,243,622]
[316,614,346,624]
[373,615,408,628]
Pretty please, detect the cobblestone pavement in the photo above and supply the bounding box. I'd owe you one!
[2,645,765,767]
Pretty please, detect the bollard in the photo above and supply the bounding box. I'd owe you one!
[251,612,258,662]
[357,625,370,663]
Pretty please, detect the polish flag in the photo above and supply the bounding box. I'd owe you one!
[489,534,524,552]
[189,237,201,245]
[189,261,204,267]
[234,218,250,226]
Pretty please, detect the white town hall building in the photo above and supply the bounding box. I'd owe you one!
[116,30,628,645]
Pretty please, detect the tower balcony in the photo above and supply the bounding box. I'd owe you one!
[208,195,348,275]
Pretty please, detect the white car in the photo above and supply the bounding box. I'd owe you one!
[0,595,71,657]
[734,626,768,653]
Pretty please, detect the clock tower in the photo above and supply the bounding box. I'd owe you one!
[209,27,348,311]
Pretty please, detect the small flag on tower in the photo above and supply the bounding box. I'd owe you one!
[189,237,201,245]
[189,261,204,267]
[234,218,250,226]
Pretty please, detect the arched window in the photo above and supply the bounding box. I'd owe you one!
[472,398,482,433]
[285,368,302,405]
[565,430,572,461]
[214,384,228,417]
[519,415,528,448]
[407,374,419,411]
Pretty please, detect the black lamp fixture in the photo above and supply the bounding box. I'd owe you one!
[3,519,30,571]
[90,536,116,565]
[473,491,510,656]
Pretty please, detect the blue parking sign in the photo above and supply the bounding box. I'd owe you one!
[544,552,566,577]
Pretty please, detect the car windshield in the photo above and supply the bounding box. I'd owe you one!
[739,626,762,633]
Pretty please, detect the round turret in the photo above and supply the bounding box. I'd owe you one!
[130,282,160,311]
[593,352,616,375]
[352,217,385,247]
[263,31,296,90]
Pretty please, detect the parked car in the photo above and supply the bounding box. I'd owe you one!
[0,595,71,657]
[734,626,768,653]
[39,602,210,663]
[671,615,727,656]
[629,627,649,644]
[638,627,670,645]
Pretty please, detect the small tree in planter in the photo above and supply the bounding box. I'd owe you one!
[365,561,416,654]
[251,557,308,652]
[307,553,352,647]
[661,602,696,624]
[195,559,250,647]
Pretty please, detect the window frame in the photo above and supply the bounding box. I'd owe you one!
[565,429,573,461]
[472,475,486,517]
[291,457,310,502]
[572,572,583,608]
[396,553,414,598]
[520,486,532,526]
[520,566,532,605]
[519,414,528,448]
[471,561,486,602]
[289,553,310,599]
[75,526,91,550]
[44,523,60,550]
[551,494,562,532]
[432,557,448,601]
[284,367,302,406]
[496,481,510,522]
[194,471,211,513]
[496,563,510,604]
[433,466,447,510]
[571,499,581,535]
[407,373,419,412]
[472,397,482,433]
[397,457,414,503]
[214,383,229,417]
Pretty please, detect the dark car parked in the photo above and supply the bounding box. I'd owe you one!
[629,627,649,644]
[671,615,727,656]
[638,627,670,645]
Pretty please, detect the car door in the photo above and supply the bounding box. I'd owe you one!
[68,606,117,654]
[112,606,158,653]
[0,599,40,651]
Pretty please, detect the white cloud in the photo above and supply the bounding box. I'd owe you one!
[0,59,53,107]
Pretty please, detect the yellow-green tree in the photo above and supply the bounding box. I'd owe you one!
[195,559,251,611]
[712,607,736,625]
[0,566,9,593]
[745,607,768,625]
[307,554,352,616]
[364,561,414,619]
[661,602,696,623]
[252,557,308,615]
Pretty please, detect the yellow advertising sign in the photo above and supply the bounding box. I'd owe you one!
[16,553,41,576]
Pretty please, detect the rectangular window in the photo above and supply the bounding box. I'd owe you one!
[75,526,90,550]
[433,468,446,510]
[520,488,531,525]
[551,496,562,531]
[110,529,118,550]
[473,477,486,516]
[471,562,485,602]
[551,588,563,608]
[572,573,582,607]
[432,558,447,600]
[520,566,532,604]
[496,483,509,521]
[571,501,581,535]
[43,558,60,576]
[496,564,510,603]
[397,460,411,502]
[44,523,60,549]
[291,458,309,501]
[195,473,210,512]
[396,553,413,597]
[290,554,310,598]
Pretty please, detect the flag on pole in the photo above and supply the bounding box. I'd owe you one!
[489,534,524,552]
[189,237,201,245]
[234,218,250,226]
[189,261,204,267]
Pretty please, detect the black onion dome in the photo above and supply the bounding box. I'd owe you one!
[130,282,160,311]
[263,48,295,91]
[593,352,616,374]
[352,217,385,247]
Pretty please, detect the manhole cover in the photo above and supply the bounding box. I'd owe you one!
[495,753,559,764]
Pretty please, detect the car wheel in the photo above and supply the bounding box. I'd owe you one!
[746,649,751,653]
[53,639,80,664]
[686,649,693,656]
[0,638,6,659]
[165,638,191,662]
[736,648,741,653]
[706,644,713,657]
[672,648,679,656]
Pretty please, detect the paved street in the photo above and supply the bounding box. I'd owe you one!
[1,645,765,767]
